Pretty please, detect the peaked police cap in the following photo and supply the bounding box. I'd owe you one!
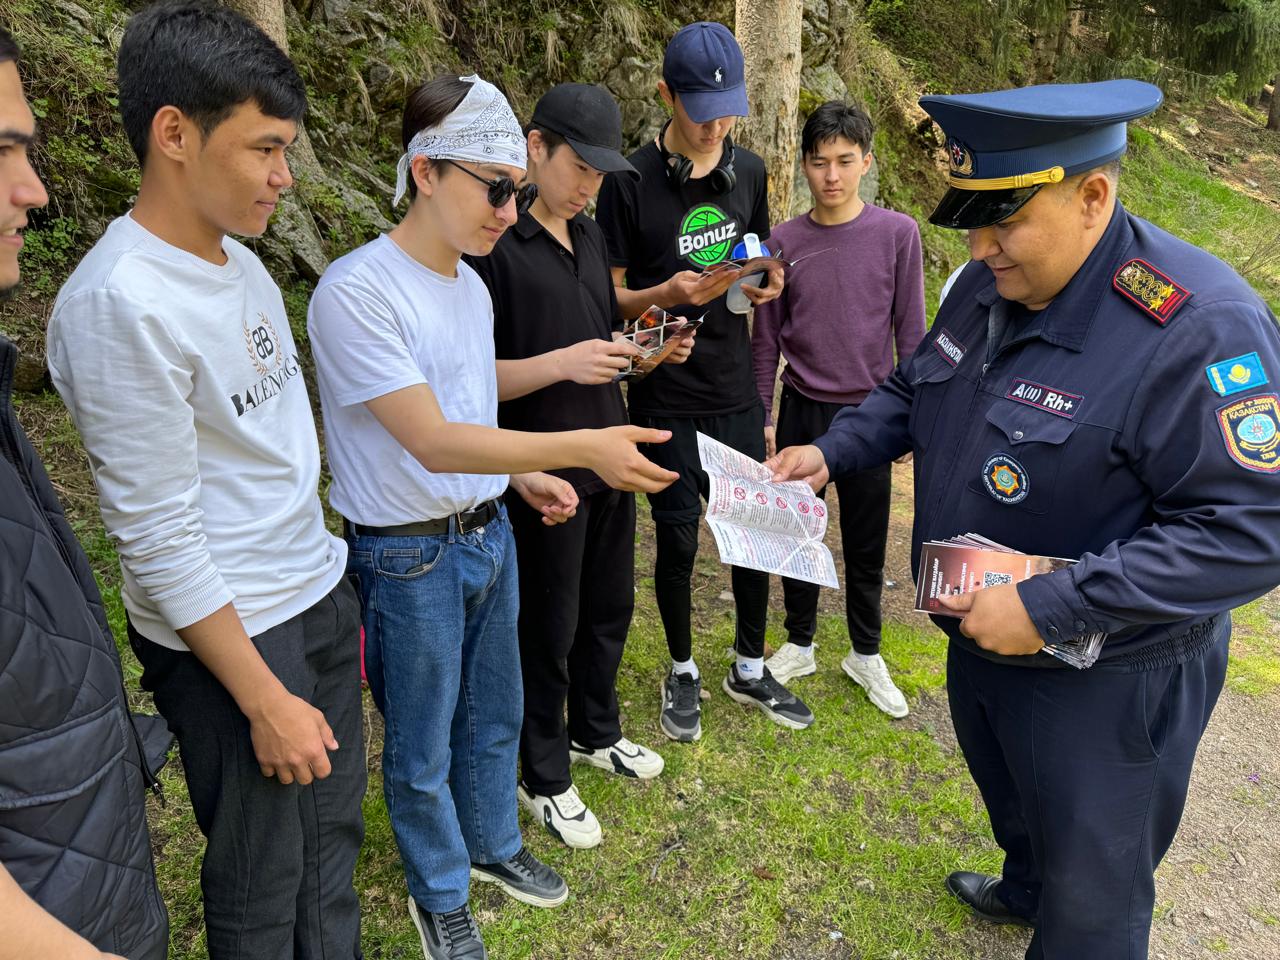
[920,79,1164,229]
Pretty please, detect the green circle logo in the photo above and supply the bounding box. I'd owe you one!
[677,203,735,267]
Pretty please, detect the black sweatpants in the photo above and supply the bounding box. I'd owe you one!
[775,386,891,655]
[947,621,1228,959]
[633,406,770,662]
[507,486,635,796]
[130,580,366,960]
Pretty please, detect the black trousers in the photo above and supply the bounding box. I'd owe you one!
[507,486,635,795]
[775,386,891,655]
[130,581,366,960]
[947,621,1229,960]
[633,406,770,661]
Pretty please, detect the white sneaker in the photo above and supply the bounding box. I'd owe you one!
[570,735,665,779]
[841,652,909,718]
[517,783,602,849]
[765,641,818,685]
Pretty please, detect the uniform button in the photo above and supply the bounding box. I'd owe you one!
[1013,429,1024,440]
[1073,619,1087,632]
[1047,624,1060,638]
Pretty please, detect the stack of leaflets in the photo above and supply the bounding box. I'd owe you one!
[613,306,704,381]
[914,533,1106,669]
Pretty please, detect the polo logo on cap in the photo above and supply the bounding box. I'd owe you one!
[715,67,723,84]
[1113,258,1192,326]
[947,138,974,178]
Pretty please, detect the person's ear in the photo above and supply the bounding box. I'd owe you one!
[411,155,436,198]
[527,129,545,164]
[1077,170,1112,229]
[150,106,197,165]
[861,150,873,175]
[657,80,674,112]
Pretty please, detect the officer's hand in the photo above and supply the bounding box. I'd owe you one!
[766,444,829,492]
[740,265,784,306]
[763,424,776,458]
[937,584,1045,656]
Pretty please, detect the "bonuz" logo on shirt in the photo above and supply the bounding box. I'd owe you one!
[677,203,738,268]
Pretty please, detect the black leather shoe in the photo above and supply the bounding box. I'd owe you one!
[945,871,1036,927]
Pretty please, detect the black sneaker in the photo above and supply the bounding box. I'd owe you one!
[470,846,568,908]
[407,898,488,960]
[660,670,702,742]
[722,664,815,730]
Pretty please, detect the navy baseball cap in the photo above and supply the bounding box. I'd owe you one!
[530,83,640,179]
[662,22,748,123]
[920,79,1163,229]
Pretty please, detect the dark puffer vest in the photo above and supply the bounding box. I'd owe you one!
[0,334,168,959]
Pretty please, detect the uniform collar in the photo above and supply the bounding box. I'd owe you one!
[974,202,1133,353]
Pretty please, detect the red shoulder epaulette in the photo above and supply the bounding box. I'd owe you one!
[1113,258,1192,326]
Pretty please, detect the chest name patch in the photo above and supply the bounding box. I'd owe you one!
[1005,378,1082,419]
[933,328,966,367]
[1217,393,1280,473]
[1205,351,1268,397]
[1113,258,1192,325]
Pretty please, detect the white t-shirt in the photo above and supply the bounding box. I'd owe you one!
[307,234,507,525]
[47,214,346,651]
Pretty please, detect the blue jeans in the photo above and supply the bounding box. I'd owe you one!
[347,508,523,912]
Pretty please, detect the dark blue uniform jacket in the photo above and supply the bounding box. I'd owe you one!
[815,203,1280,668]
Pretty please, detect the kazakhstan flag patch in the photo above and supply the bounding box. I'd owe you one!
[1205,351,1268,397]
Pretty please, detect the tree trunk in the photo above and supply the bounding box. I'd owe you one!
[1268,78,1279,132]
[734,0,804,227]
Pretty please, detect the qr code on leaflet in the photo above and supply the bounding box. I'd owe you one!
[983,571,1014,588]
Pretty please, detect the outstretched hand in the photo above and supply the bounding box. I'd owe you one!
[764,443,829,492]
[510,471,579,525]
[588,425,679,493]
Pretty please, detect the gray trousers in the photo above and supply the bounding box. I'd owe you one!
[130,579,366,960]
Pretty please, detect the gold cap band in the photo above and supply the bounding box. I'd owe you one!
[947,166,1065,191]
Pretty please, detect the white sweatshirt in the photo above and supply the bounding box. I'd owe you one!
[48,214,345,650]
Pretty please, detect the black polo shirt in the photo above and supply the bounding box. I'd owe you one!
[595,140,770,418]
[466,210,628,496]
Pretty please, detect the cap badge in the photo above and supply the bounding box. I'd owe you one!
[714,67,723,84]
[947,138,974,178]
[1113,258,1191,326]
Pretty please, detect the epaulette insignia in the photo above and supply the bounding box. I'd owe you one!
[1113,258,1192,326]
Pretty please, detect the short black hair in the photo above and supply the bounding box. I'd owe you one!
[801,101,874,158]
[117,1,307,165]
[0,26,19,65]
[400,74,472,200]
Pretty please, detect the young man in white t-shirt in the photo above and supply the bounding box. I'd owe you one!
[307,74,676,960]
[46,4,365,957]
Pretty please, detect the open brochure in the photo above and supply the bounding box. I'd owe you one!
[914,533,1106,669]
[696,432,838,588]
[613,306,704,381]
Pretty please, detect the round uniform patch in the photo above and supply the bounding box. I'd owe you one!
[982,453,1029,505]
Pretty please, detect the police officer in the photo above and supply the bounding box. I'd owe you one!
[768,80,1280,959]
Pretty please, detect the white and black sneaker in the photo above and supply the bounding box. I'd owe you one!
[470,846,568,908]
[517,782,602,849]
[570,736,665,779]
[407,897,487,960]
[722,664,815,730]
[660,670,702,742]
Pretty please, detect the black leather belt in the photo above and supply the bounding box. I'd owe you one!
[344,498,501,538]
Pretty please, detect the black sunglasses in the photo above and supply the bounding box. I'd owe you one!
[443,159,538,214]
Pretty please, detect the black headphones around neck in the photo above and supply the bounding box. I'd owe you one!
[657,119,737,194]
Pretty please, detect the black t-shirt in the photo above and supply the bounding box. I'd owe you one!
[596,140,770,418]
[466,211,627,496]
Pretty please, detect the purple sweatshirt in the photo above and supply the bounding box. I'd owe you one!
[752,204,926,423]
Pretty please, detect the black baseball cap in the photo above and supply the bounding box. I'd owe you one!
[662,22,748,123]
[529,83,639,180]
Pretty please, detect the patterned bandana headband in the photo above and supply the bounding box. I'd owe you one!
[393,74,527,207]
